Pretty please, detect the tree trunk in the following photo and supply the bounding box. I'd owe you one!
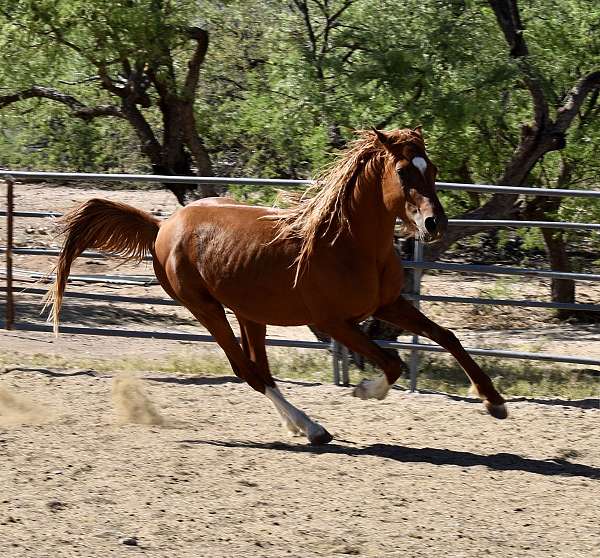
[525,160,576,319]
[541,228,575,319]
[148,97,221,205]
[121,94,222,206]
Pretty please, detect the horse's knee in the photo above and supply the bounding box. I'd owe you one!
[232,361,268,394]
[429,324,459,348]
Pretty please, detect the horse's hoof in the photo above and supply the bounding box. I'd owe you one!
[352,378,388,400]
[352,380,369,400]
[308,427,333,445]
[484,400,508,419]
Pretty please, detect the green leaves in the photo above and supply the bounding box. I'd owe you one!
[0,0,598,204]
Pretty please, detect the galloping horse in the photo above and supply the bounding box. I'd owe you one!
[48,128,507,445]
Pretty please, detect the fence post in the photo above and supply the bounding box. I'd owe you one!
[331,340,350,386]
[5,176,15,330]
[331,339,340,385]
[340,344,350,386]
[408,239,424,391]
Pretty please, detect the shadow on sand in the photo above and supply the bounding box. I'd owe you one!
[417,389,600,410]
[179,439,600,480]
[8,299,194,329]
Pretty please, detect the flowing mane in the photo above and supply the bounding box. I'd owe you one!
[272,128,424,284]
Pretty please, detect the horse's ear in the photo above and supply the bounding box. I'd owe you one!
[371,127,392,147]
[413,125,424,138]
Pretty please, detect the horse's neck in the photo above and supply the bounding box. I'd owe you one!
[346,166,398,260]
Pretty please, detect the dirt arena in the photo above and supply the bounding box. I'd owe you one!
[0,366,598,557]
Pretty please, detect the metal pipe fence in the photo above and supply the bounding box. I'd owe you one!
[3,170,600,198]
[2,171,600,387]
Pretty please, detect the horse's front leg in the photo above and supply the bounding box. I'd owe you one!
[374,296,507,419]
[316,320,406,401]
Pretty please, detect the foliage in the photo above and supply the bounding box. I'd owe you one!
[0,0,598,233]
[1,1,598,182]
[0,0,224,202]
[0,103,144,171]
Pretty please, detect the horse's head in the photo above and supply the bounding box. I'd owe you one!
[373,127,447,243]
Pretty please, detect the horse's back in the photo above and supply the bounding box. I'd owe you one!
[154,201,311,324]
[157,200,283,251]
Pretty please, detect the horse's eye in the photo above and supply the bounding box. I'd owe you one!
[397,166,410,182]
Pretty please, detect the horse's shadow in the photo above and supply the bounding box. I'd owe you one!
[179,439,600,480]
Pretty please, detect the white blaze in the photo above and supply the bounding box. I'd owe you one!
[412,157,427,176]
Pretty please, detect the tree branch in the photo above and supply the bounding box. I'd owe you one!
[122,59,152,108]
[58,76,100,86]
[488,0,549,127]
[555,70,600,132]
[120,99,162,163]
[318,1,355,67]
[97,63,126,97]
[293,0,322,77]
[0,86,123,121]
[329,0,355,27]
[183,27,209,98]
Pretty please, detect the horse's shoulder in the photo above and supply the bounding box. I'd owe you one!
[378,250,404,304]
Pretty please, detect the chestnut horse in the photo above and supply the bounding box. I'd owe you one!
[48,128,507,445]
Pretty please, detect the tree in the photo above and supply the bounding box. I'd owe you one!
[195,0,358,181]
[423,0,600,313]
[0,0,221,204]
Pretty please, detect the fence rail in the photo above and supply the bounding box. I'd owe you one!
[3,170,600,198]
[6,284,599,313]
[2,171,599,387]
[3,210,600,231]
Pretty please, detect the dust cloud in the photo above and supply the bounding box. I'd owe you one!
[111,374,164,425]
[0,383,50,425]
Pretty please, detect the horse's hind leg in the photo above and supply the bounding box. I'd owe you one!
[237,318,275,388]
[169,282,331,443]
[180,293,268,392]
[237,317,331,443]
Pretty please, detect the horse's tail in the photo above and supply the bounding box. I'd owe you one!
[46,198,161,335]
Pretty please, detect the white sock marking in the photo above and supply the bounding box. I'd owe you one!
[358,375,390,399]
[265,387,325,440]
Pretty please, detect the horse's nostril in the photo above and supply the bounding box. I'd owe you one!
[424,216,437,234]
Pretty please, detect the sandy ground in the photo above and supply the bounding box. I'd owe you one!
[0,367,599,558]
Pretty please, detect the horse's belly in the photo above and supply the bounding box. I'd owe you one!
[213,280,312,326]
[197,241,311,325]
